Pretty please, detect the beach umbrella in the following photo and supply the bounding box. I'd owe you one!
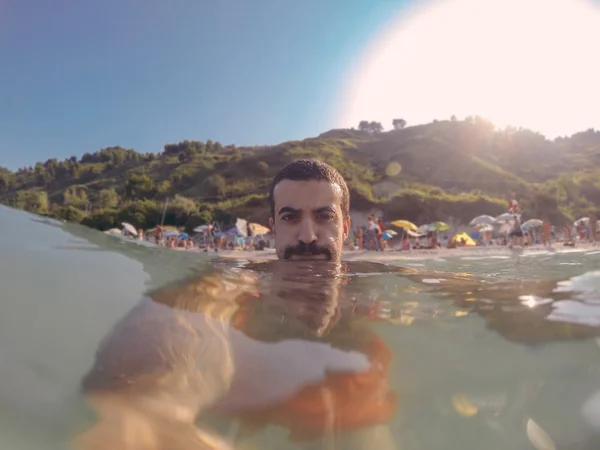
[384,229,398,236]
[495,213,518,223]
[163,229,179,237]
[574,217,589,227]
[121,222,137,236]
[522,219,543,228]
[391,220,418,231]
[430,221,450,231]
[469,215,495,226]
[477,224,494,233]
[236,218,248,237]
[178,232,189,240]
[193,225,209,233]
[249,223,270,235]
[418,224,432,233]
[382,231,394,240]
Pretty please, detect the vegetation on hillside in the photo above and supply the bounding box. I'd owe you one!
[1,117,599,232]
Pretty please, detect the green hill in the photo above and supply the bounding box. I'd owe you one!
[1,117,599,232]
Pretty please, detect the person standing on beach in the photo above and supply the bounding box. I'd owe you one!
[365,216,381,251]
[509,215,524,247]
[589,214,597,244]
[542,217,552,247]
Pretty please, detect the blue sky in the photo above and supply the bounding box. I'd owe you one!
[0,0,406,170]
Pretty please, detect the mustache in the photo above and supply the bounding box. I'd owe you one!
[283,241,333,260]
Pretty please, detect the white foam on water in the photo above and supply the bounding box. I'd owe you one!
[422,278,445,284]
[547,301,600,327]
[460,256,511,261]
[545,271,600,326]
[553,271,600,297]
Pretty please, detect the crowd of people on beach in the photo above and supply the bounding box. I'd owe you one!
[345,212,598,253]
[129,222,270,252]
[115,198,598,255]
[119,210,598,254]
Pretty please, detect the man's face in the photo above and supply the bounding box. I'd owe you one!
[269,179,350,262]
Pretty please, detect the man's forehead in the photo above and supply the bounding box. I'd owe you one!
[273,179,342,209]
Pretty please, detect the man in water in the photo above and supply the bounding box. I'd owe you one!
[212,259,399,449]
[268,159,351,262]
[75,159,399,450]
[210,160,398,447]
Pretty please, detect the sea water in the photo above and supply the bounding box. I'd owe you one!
[1,204,600,450]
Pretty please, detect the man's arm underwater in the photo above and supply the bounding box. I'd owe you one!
[72,268,259,450]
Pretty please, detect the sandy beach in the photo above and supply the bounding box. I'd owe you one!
[214,243,600,262]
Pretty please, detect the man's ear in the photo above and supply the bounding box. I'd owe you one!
[269,217,276,235]
[343,217,351,240]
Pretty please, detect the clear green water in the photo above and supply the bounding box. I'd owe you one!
[1,205,600,450]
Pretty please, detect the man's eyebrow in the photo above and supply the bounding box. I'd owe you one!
[277,206,336,215]
[278,206,300,215]
[314,206,336,214]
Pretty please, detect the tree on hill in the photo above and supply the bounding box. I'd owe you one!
[392,118,407,130]
[98,188,120,209]
[358,120,384,133]
[13,190,49,213]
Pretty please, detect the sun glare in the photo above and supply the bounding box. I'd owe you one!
[337,0,600,137]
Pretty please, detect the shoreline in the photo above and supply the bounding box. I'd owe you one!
[214,243,600,262]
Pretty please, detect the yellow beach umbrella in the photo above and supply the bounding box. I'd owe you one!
[391,220,418,232]
[249,223,271,235]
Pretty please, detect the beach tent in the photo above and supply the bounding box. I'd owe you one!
[225,227,244,236]
[452,232,476,247]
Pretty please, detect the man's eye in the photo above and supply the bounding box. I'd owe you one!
[317,213,334,221]
[280,215,296,222]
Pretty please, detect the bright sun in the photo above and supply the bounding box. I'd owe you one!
[337,0,600,138]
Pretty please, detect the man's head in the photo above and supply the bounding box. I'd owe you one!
[269,159,350,262]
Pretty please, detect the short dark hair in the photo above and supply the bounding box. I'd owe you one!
[269,159,350,220]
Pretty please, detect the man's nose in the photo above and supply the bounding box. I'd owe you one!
[298,218,317,244]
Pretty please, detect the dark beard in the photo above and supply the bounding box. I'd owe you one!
[283,241,334,261]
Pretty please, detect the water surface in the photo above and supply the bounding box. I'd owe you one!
[1,205,600,450]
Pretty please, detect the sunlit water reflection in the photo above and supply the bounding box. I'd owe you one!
[1,205,600,450]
